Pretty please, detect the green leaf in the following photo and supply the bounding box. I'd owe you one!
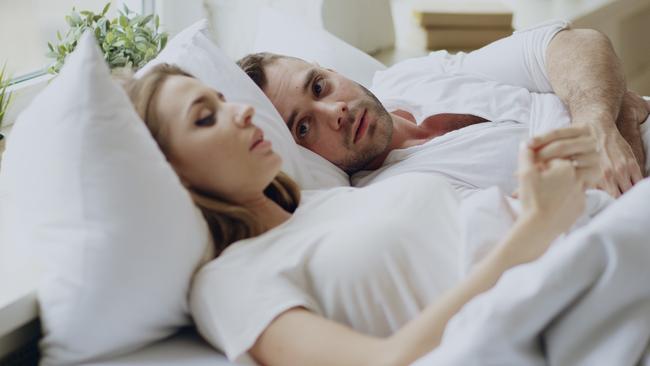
[138,14,153,27]
[46,3,169,73]
[101,2,111,16]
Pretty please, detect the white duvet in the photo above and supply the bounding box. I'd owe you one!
[412,119,650,365]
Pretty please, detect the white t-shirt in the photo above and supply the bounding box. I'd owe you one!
[353,20,572,198]
[190,174,463,364]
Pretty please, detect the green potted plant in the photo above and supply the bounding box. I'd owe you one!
[46,2,168,74]
[0,62,12,154]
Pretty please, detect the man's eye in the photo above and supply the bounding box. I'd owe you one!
[312,78,324,97]
[195,114,215,127]
[297,119,311,138]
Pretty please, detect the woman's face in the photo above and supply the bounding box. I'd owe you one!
[151,75,282,203]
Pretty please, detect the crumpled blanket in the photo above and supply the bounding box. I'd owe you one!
[413,178,650,366]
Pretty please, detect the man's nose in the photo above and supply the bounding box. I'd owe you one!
[317,101,348,131]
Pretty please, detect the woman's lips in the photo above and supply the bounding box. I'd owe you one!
[353,109,368,144]
[251,139,272,151]
[250,129,272,152]
[250,128,265,151]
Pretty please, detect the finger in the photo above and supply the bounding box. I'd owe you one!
[569,152,601,169]
[630,162,644,184]
[517,142,536,175]
[613,161,642,193]
[576,165,602,187]
[598,169,619,198]
[528,125,590,149]
[546,157,575,174]
[602,173,620,198]
[535,136,597,161]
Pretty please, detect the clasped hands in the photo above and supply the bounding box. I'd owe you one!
[515,125,600,235]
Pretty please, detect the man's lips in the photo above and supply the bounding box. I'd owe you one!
[353,109,368,144]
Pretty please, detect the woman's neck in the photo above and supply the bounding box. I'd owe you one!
[240,194,292,232]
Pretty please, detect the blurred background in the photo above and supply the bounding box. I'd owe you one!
[1,0,649,93]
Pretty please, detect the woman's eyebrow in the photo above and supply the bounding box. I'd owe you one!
[186,95,206,117]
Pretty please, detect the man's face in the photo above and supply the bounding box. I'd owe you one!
[263,57,393,174]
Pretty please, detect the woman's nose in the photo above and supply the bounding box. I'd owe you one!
[232,103,254,127]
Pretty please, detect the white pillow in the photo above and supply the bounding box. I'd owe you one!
[204,0,324,61]
[0,32,210,365]
[137,20,325,189]
[252,6,386,89]
[251,7,388,186]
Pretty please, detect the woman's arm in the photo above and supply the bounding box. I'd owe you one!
[251,135,596,366]
[251,214,563,366]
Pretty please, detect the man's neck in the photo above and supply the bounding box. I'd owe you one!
[360,110,491,172]
[361,111,431,171]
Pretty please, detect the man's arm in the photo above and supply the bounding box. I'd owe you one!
[546,29,643,196]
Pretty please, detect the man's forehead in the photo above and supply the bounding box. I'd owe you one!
[265,58,316,115]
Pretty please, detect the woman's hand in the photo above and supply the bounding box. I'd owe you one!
[517,142,586,236]
[528,125,602,188]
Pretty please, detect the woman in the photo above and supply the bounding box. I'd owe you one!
[126,64,601,366]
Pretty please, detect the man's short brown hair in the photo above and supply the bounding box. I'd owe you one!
[237,52,285,90]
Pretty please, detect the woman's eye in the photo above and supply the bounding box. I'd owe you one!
[312,78,324,97]
[297,119,311,138]
[195,114,215,127]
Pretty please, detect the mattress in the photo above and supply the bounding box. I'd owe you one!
[87,328,238,366]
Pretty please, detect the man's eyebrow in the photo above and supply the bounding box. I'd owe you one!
[286,68,317,132]
[302,68,318,94]
[287,110,298,132]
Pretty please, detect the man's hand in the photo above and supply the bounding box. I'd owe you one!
[615,90,648,175]
[592,124,643,197]
[584,91,649,198]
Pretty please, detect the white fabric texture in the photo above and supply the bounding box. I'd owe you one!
[88,328,235,366]
[252,6,386,90]
[0,33,210,365]
[354,21,572,197]
[252,7,388,187]
[136,20,320,189]
[413,178,650,366]
[204,0,325,61]
[190,173,463,363]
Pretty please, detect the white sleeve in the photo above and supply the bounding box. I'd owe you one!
[451,20,571,93]
[189,262,319,363]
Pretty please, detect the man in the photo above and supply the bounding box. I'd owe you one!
[239,21,649,198]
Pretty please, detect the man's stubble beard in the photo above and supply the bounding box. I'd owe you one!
[336,83,393,175]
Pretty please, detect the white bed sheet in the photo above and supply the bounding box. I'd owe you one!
[87,328,238,366]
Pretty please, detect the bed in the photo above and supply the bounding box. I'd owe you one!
[88,328,236,366]
[2,2,650,365]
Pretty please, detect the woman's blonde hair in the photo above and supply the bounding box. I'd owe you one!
[123,64,300,256]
